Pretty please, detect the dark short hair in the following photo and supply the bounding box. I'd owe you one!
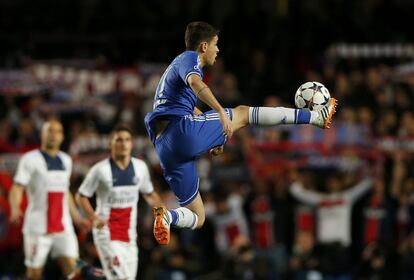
[110,124,133,139]
[185,22,219,51]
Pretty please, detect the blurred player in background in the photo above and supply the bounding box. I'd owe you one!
[8,119,90,280]
[76,125,163,280]
[144,21,338,245]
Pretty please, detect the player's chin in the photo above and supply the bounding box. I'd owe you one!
[46,142,59,149]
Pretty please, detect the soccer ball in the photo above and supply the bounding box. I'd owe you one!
[294,81,330,111]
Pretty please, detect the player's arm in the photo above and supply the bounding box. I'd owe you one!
[75,193,96,222]
[68,192,91,231]
[76,165,107,229]
[188,74,233,138]
[10,154,32,224]
[139,161,164,208]
[142,191,164,208]
[9,183,25,224]
[75,193,106,229]
[194,106,203,116]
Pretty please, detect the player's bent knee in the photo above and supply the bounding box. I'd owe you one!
[232,105,250,129]
[233,105,249,115]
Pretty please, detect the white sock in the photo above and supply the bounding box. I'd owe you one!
[249,107,318,126]
[309,111,320,124]
[168,207,198,230]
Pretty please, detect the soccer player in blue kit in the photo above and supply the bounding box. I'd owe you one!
[145,22,337,245]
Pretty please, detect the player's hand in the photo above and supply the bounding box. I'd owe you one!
[219,110,233,138]
[209,145,224,156]
[10,208,23,225]
[92,217,107,229]
[76,218,92,232]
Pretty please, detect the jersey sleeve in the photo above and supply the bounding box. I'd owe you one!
[138,161,154,194]
[13,154,34,187]
[78,164,101,197]
[178,52,203,86]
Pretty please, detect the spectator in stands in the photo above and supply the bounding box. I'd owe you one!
[353,177,398,280]
[244,177,288,278]
[240,49,271,104]
[145,232,201,280]
[12,117,39,151]
[0,118,15,153]
[354,242,390,280]
[221,235,255,280]
[362,177,396,246]
[0,171,25,277]
[215,72,244,108]
[289,230,322,280]
[210,189,250,255]
[399,232,414,280]
[290,172,373,279]
[375,110,398,136]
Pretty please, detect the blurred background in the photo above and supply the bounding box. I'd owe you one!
[1,0,414,279]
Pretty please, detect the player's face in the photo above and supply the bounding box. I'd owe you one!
[111,131,133,158]
[41,121,64,150]
[205,35,219,66]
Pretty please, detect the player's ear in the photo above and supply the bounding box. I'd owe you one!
[200,41,208,53]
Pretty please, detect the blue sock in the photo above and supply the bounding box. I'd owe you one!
[169,210,178,225]
[295,109,311,124]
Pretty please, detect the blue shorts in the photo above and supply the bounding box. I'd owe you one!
[154,109,233,206]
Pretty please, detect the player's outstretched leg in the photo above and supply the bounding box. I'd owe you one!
[231,98,338,132]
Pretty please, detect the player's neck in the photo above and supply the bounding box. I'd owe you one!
[111,155,131,169]
[196,51,206,68]
[40,146,59,157]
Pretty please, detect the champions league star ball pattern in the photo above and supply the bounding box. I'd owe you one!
[295,81,331,111]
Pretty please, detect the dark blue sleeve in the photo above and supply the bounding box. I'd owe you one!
[178,52,203,85]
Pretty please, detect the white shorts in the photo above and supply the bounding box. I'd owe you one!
[93,229,138,280]
[24,231,79,268]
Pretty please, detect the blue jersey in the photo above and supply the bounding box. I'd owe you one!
[143,51,232,206]
[145,51,203,143]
